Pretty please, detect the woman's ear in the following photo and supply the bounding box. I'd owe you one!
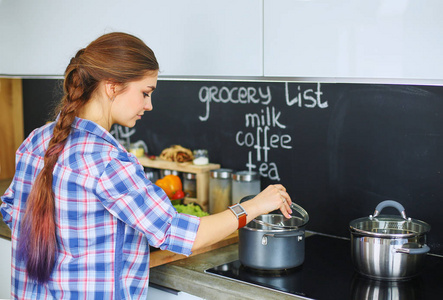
[104,81,117,100]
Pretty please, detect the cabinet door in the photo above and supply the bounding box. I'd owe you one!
[0,79,23,180]
[0,0,262,77]
[264,0,443,80]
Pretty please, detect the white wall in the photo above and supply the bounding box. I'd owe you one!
[0,238,11,299]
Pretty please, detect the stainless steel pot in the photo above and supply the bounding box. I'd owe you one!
[349,200,431,280]
[238,196,309,270]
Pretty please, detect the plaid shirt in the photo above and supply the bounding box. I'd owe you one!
[1,117,200,299]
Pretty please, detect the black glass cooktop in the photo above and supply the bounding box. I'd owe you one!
[205,234,443,300]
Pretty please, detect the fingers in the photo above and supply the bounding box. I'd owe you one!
[280,198,292,219]
[272,184,286,192]
[271,184,292,218]
[254,184,293,218]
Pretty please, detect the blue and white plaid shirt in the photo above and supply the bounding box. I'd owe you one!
[1,117,200,299]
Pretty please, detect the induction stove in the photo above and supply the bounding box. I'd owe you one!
[204,234,443,299]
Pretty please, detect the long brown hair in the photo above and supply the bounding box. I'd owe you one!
[17,32,159,283]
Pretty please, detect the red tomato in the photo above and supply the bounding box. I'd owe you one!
[172,189,185,199]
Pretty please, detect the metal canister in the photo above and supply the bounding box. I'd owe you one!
[209,169,233,214]
[160,169,180,177]
[160,169,181,180]
[231,171,261,205]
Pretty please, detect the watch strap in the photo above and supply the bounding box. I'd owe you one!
[238,212,247,229]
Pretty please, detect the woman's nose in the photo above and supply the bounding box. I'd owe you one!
[144,99,153,111]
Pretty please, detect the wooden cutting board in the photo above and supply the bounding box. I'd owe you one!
[150,231,238,268]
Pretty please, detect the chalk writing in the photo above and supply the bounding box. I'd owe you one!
[286,82,327,108]
[198,86,271,121]
[111,125,136,148]
[245,107,286,129]
[198,82,328,181]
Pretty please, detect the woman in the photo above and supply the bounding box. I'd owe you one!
[0,32,292,299]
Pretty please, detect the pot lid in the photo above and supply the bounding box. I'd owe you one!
[246,213,308,231]
[349,200,431,238]
[252,202,309,230]
[240,195,309,230]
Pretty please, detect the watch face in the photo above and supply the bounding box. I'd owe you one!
[232,204,245,215]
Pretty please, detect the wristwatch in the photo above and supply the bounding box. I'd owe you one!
[228,203,248,229]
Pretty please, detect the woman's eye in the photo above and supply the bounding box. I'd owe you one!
[143,92,150,98]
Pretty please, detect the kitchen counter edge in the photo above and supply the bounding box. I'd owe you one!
[149,234,315,300]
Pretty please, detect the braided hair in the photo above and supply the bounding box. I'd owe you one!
[17,32,159,283]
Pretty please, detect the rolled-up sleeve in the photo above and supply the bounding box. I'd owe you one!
[95,155,200,256]
[1,186,14,230]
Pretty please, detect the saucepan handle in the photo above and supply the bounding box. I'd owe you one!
[396,244,430,255]
[373,200,407,220]
[263,231,304,238]
[261,231,304,246]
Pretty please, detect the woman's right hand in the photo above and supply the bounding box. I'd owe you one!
[249,184,293,219]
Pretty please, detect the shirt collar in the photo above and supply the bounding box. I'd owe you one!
[71,117,126,151]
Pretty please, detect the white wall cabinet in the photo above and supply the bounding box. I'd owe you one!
[2,0,443,80]
[0,0,263,77]
[264,0,443,80]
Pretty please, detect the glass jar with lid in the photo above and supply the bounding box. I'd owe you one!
[231,171,261,205]
[193,149,209,165]
[209,169,233,214]
[183,172,197,198]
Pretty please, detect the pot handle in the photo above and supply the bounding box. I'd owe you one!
[261,231,304,245]
[373,200,407,220]
[263,231,304,238]
[396,244,430,255]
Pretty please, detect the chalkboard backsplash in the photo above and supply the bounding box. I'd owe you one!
[23,79,443,255]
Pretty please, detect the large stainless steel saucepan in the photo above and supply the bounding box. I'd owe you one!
[349,200,431,280]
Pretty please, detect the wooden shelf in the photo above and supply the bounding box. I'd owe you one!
[138,157,220,173]
[138,157,220,211]
[150,231,238,268]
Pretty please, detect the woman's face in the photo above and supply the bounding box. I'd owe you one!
[111,71,158,128]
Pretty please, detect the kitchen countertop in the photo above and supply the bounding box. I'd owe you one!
[149,242,305,300]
